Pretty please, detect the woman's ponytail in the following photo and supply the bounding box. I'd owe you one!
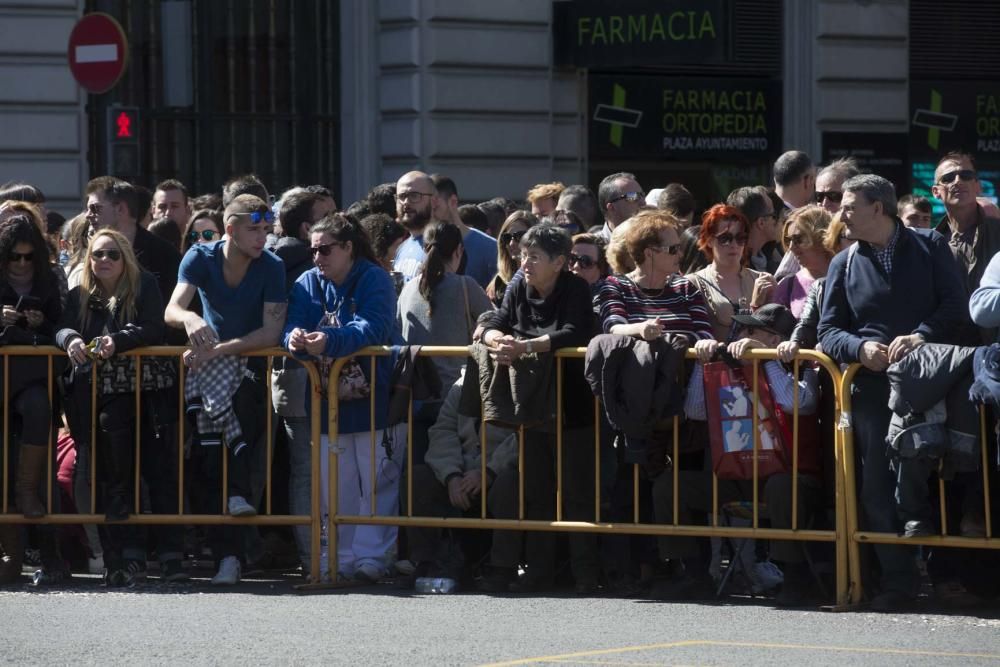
[418,221,462,315]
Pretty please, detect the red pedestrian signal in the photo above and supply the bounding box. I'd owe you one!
[106,106,140,179]
[115,110,133,138]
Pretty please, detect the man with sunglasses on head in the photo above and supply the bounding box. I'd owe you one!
[597,172,645,241]
[932,152,1000,342]
[393,171,439,282]
[165,194,287,586]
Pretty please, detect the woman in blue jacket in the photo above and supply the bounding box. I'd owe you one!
[283,213,401,583]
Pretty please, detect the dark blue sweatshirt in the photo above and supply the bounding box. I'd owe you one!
[818,223,968,365]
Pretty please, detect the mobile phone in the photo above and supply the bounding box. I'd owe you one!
[15,295,42,312]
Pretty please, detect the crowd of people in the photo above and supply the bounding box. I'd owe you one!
[0,147,998,611]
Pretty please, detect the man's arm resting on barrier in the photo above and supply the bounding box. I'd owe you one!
[209,302,287,358]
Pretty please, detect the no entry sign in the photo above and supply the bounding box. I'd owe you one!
[67,13,129,94]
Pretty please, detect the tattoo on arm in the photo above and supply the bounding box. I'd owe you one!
[265,302,287,323]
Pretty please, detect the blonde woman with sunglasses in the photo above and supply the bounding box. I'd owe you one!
[56,229,177,586]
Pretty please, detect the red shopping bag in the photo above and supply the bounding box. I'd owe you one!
[703,361,791,480]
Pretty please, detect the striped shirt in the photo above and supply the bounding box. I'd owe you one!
[596,274,714,343]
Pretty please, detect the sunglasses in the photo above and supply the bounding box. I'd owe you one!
[784,233,809,246]
[500,230,527,246]
[91,249,122,261]
[715,233,748,246]
[228,210,274,224]
[815,191,843,204]
[569,253,596,269]
[938,169,977,185]
[187,229,219,243]
[651,244,682,255]
[8,251,33,263]
[310,241,346,257]
[609,191,644,205]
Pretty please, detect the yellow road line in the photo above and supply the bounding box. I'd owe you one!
[481,639,1000,666]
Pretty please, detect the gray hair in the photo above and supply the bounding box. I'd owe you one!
[520,223,572,260]
[842,174,897,215]
[817,157,861,184]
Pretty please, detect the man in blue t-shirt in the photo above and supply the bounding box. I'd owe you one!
[165,194,287,586]
[432,173,498,288]
[392,170,437,282]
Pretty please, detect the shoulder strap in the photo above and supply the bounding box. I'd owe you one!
[461,276,474,338]
[695,272,742,312]
[845,242,859,280]
[314,270,360,313]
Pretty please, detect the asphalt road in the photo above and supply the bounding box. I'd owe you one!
[2,574,1000,666]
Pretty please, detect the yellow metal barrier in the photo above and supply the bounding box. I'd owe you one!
[321,345,852,606]
[0,346,326,584]
[839,363,1000,605]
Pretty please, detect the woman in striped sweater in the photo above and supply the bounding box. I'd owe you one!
[596,209,714,349]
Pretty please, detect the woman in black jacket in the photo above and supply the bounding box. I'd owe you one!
[57,229,177,586]
[478,223,598,594]
[0,214,62,515]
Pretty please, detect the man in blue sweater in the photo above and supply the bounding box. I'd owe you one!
[818,174,968,611]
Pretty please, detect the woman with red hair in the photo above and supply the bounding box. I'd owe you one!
[688,204,776,359]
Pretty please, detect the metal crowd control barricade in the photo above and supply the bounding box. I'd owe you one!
[839,363,999,606]
[0,345,326,584]
[318,345,852,606]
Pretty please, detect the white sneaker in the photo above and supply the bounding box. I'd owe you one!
[88,553,105,575]
[211,556,241,586]
[227,496,256,517]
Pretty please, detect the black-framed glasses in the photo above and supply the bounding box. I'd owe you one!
[187,229,219,244]
[815,191,843,204]
[86,203,103,216]
[609,191,644,205]
[395,191,434,203]
[310,241,346,257]
[500,230,527,246]
[91,249,122,261]
[715,233,748,246]
[228,210,274,224]
[651,244,681,255]
[569,253,596,269]
[8,251,33,263]
[938,169,977,185]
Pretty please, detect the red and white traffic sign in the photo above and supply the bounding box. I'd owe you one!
[67,13,129,94]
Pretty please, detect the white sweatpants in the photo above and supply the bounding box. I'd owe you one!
[320,424,404,575]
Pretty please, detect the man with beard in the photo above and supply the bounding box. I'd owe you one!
[393,171,439,281]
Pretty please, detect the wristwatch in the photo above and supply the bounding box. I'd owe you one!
[524,340,533,354]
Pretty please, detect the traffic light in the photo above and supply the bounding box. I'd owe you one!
[106,106,140,179]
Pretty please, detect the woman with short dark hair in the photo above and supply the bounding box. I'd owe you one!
[478,223,598,593]
[283,212,401,583]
